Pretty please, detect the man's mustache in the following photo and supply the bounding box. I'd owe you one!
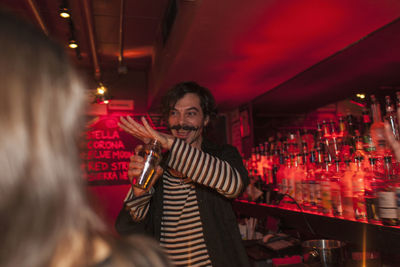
[169,125,199,131]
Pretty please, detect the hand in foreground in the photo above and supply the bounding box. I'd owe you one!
[119,116,174,150]
[384,113,400,162]
[128,145,164,197]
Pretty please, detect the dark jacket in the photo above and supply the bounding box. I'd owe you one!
[115,139,250,267]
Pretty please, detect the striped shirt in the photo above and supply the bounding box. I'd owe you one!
[160,171,211,266]
[125,138,244,266]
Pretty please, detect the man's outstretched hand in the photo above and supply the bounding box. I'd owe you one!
[119,116,174,150]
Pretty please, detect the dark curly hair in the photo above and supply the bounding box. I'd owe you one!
[161,81,217,121]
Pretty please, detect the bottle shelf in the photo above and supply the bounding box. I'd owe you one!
[233,199,400,254]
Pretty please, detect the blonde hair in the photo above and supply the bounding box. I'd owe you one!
[0,10,171,267]
[0,10,102,267]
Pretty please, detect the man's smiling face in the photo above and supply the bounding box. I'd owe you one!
[168,93,209,149]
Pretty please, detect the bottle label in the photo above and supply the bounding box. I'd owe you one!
[379,207,397,218]
[280,178,287,194]
[396,188,400,206]
[396,188,400,219]
[295,181,302,203]
[321,180,332,213]
[378,191,396,208]
[302,180,310,203]
[315,182,321,204]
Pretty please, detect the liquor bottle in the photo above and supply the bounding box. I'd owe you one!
[378,156,398,226]
[341,160,355,220]
[316,121,326,158]
[286,154,296,201]
[316,121,324,144]
[250,147,257,171]
[338,116,350,161]
[294,153,304,206]
[352,156,367,220]
[322,120,333,162]
[265,142,273,183]
[346,112,357,155]
[364,157,381,222]
[258,143,267,184]
[330,159,343,217]
[329,119,340,160]
[288,132,299,155]
[276,154,289,196]
[261,142,273,203]
[384,95,400,140]
[302,149,312,210]
[361,107,375,154]
[316,142,324,166]
[301,128,315,153]
[320,155,333,216]
[308,148,319,211]
[271,145,280,189]
[255,145,261,175]
[353,132,368,166]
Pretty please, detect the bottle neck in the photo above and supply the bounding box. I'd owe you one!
[338,118,347,136]
[371,99,383,124]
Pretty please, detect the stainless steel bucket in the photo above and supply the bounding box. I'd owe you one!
[302,239,346,267]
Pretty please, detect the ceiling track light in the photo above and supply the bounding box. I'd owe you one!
[59,7,70,18]
[59,0,71,19]
[68,39,78,49]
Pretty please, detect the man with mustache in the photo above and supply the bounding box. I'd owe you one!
[116,81,250,267]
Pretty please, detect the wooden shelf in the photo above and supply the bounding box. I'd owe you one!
[233,200,400,254]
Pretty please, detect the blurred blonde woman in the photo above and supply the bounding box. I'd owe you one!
[0,10,170,267]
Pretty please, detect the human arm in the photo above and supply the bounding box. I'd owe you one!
[167,138,248,198]
[122,187,155,222]
[384,108,400,161]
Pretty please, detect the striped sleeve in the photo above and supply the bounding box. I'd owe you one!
[167,138,243,198]
[124,187,154,222]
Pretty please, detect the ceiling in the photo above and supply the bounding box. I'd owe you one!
[2,0,400,115]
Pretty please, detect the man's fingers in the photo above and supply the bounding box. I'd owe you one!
[118,122,134,135]
[141,116,170,148]
[129,158,144,168]
[120,116,137,132]
[155,166,164,177]
[141,117,160,139]
[119,120,142,138]
[397,107,400,127]
[384,121,400,161]
[384,121,397,145]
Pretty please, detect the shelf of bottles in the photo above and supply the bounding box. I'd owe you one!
[239,93,400,253]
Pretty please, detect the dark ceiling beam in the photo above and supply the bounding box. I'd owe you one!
[26,0,49,35]
[118,0,125,68]
[82,0,101,81]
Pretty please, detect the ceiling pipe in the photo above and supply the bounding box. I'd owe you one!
[82,0,101,81]
[26,0,49,35]
[118,0,127,74]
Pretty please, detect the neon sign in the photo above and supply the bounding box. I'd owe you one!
[82,113,167,186]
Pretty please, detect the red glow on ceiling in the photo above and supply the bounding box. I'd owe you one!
[175,0,400,110]
[118,46,154,59]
